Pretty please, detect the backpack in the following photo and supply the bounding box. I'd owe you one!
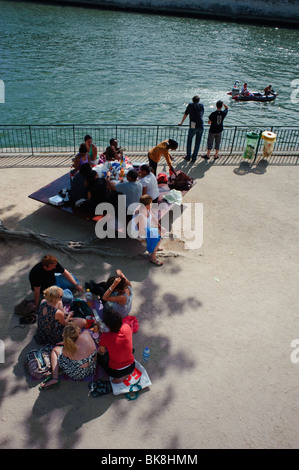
[14,296,36,317]
[70,298,93,319]
[24,345,53,380]
[168,170,194,191]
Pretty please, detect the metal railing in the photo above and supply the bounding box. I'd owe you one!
[0,124,298,156]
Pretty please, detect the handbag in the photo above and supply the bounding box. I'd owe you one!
[168,170,194,191]
[14,297,36,317]
[110,360,152,400]
[24,345,53,380]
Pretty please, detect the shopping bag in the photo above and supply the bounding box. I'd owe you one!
[110,360,151,400]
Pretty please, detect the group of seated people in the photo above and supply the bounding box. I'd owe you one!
[70,135,177,209]
[69,136,176,267]
[29,138,181,389]
[72,136,124,173]
[29,255,136,390]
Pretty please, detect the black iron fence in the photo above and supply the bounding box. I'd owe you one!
[0,124,298,156]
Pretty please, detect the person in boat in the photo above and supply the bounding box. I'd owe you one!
[264,85,275,96]
[240,83,248,95]
[240,83,254,97]
[84,134,98,166]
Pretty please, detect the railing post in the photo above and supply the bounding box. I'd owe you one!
[229,126,237,156]
[251,130,263,166]
[29,125,34,156]
[73,125,76,153]
[156,125,159,146]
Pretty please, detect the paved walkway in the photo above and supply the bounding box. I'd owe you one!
[0,152,298,168]
[0,157,299,449]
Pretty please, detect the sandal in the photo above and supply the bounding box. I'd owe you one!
[150,259,164,266]
[89,379,112,397]
[39,377,59,391]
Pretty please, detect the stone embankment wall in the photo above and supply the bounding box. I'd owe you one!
[42,0,299,26]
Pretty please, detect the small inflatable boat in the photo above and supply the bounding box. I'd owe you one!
[232,92,277,102]
[227,81,277,102]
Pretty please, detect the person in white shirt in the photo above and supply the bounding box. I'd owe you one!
[138,164,160,203]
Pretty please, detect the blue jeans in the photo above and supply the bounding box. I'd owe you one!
[186,127,204,161]
[55,273,80,305]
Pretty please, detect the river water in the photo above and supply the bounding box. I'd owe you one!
[0,0,298,127]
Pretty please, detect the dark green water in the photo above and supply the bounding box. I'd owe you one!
[0,0,298,126]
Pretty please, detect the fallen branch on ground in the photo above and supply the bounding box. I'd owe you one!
[0,220,183,261]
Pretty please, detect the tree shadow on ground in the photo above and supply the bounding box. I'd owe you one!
[0,223,202,448]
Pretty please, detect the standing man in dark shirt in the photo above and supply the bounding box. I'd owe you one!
[29,254,84,308]
[178,95,205,162]
[203,100,228,160]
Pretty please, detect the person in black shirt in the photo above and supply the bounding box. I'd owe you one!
[105,138,123,161]
[70,162,92,205]
[86,170,111,209]
[29,254,84,308]
[178,95,205,162]
[203,100,228,160]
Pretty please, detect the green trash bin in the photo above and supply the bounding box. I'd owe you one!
[243,132,260,159]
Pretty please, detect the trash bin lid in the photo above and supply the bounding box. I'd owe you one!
[262,131,276,141]
[246,132,260,139]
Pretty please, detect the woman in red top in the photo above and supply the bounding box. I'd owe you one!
[98,310,135,383]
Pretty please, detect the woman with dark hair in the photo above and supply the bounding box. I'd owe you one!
[72,143,91,172]
[84,134,98,166]
[138,164,159,203]
[101,269,133,318]
[86,269,132,318]
[86,170,110,208]
[98,310,135,383]
[70,162,92,205]
[148,139,178,176]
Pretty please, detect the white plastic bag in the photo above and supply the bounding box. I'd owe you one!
[110,360,151,400]
[163,189,183,205]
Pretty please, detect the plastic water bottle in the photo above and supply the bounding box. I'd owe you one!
[143,347,150,363]
[85,289,93,308]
